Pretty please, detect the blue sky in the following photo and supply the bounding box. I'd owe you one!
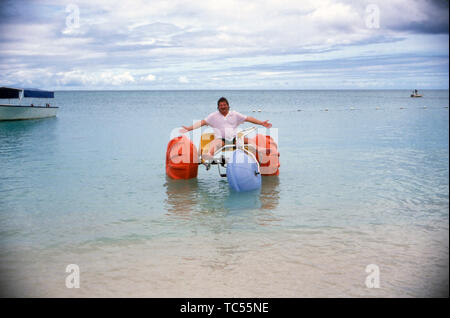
[0,0,448,89]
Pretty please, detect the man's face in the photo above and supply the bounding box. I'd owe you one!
[218,101,229,114]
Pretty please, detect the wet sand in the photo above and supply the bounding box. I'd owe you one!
[1,223,448,298]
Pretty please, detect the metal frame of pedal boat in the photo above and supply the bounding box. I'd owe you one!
[199,127,261,178]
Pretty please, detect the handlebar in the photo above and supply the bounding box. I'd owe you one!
[237,126,256,139]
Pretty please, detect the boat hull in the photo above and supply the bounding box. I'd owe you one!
[0,105,58,121]
[165,135,199,179]
[227,149,262,192]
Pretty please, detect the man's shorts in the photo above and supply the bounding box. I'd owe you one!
[221,137,236,144]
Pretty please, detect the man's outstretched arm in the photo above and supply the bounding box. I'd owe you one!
[179,119,207,133]
[245,116,272,128]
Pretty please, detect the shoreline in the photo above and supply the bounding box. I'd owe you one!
[1,223,447,298]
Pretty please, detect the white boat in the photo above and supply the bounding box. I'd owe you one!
[0,87,58,121]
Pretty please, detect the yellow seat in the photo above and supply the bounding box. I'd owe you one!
[199,132,251,163]
[199,133,215,162]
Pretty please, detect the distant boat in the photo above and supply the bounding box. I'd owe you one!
[410,89,423,98]
[0,87,58,121]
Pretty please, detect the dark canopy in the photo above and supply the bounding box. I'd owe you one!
[0,87,54,99]
[23,88,54,98]
[0,87,20,99]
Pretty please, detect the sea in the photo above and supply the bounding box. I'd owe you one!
[0,90,448,297]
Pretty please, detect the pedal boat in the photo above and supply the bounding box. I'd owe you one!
[165,127,280,192]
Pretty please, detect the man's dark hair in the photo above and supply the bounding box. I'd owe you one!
[217,97,229,107]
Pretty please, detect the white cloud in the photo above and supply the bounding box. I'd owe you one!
[54,70,135,86]
[178,76,189,83]
[142,74,156,81]
[107,71,135,85]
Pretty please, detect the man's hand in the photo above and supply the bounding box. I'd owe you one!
[179,120,206,133]
[262,120,272,128]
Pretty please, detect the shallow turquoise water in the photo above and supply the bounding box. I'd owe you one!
[0,90,448,296]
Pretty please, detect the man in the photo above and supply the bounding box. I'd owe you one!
[179,97,272,160]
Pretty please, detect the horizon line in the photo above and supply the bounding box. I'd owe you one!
[51,88,450,92]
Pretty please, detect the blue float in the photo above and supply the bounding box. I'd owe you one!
[226,149,261,192]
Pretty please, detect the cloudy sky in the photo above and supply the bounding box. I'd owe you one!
[0,0,448,89]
